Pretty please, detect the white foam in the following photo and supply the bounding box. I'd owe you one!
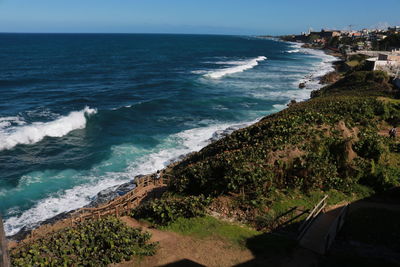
[0,107,97,151]
[294,48,337,92]
[3,42,339,236]
[3,177,124,235]
[0,116,26,130]
[4,120,258,236]
[286,49,300,54]
[204,56,267,79]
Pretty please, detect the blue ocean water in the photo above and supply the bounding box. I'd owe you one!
[0,34,336,235]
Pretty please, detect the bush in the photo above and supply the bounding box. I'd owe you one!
[11,217,157,267]
[131,195,211,225]
[353,131,385,161]
[366,71,389,84]
[360,161,400,191]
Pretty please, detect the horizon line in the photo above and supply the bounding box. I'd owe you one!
[0,32,272,37]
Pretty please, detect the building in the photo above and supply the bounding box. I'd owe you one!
[310,29,341,39]
[366,50,400,76]
[388,26,400,34]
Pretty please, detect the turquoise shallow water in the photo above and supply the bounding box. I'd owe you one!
[0,34,336,235]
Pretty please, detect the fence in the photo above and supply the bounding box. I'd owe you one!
[28,174,170,240]
[297,195,328,241]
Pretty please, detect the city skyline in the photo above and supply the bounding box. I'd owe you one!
[0,0,399,35]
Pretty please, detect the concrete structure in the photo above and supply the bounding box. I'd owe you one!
[299,204,348,255]
[362,50,400,76]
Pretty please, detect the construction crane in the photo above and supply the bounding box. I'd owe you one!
[348,24,356,32]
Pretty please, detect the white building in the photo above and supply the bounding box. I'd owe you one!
[367,50,400,76]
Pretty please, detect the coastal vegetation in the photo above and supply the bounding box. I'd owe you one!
[159,69,399,229]
[131,195,210,225]
[10,69,400,265]
[11,217,157,266]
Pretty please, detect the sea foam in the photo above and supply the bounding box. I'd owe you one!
[0,107,97,151]
[204,56,267,79]
[3,120,258,236]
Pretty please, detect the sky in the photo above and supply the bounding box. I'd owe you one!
[0,0,399,35]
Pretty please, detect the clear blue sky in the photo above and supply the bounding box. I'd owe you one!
[0,0,399,35]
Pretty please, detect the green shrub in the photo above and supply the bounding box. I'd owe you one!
[353,131,385,161]
[361,162,400,191]
[131,195,211,225]
[11,217,157,267]
[366,70,389,84]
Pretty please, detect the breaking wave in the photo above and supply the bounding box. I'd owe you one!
[204,56,267,79]
[3,120,257,235]
[0,107,97,151]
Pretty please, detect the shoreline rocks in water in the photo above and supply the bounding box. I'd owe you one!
[319,71,341,84]
[9,177,140,241]
[209,123,250,143]
[7,122,253,241]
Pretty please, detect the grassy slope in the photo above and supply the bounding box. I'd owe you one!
[164,70,400,226]
[160,216,297,259]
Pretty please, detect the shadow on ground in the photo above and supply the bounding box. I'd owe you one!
[248,188,400,267]
[159,259,206,267]
[158,188,400,267]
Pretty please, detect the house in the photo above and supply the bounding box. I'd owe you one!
[351,32,362,38]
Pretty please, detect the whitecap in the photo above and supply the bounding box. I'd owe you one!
[204,56,267,79]
[0,107,97,151]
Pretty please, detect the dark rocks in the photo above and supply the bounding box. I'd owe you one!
[86,179,137,208]
[287,99,297,107]
[209,124,249,143]
[319,71,341,84]
[299,82,306,89]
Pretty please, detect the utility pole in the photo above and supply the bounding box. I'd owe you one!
[0,216,10,267]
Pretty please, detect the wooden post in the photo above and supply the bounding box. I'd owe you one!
[0,216,10,267]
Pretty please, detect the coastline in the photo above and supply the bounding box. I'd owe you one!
[6,41,340,241]
[284,41,339,91]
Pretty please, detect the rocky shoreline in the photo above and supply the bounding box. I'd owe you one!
[8,44,340,243]
[8,122,253,241]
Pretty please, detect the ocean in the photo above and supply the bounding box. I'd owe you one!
[0,33,336,235]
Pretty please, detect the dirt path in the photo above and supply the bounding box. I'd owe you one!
[113,217,255,267]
